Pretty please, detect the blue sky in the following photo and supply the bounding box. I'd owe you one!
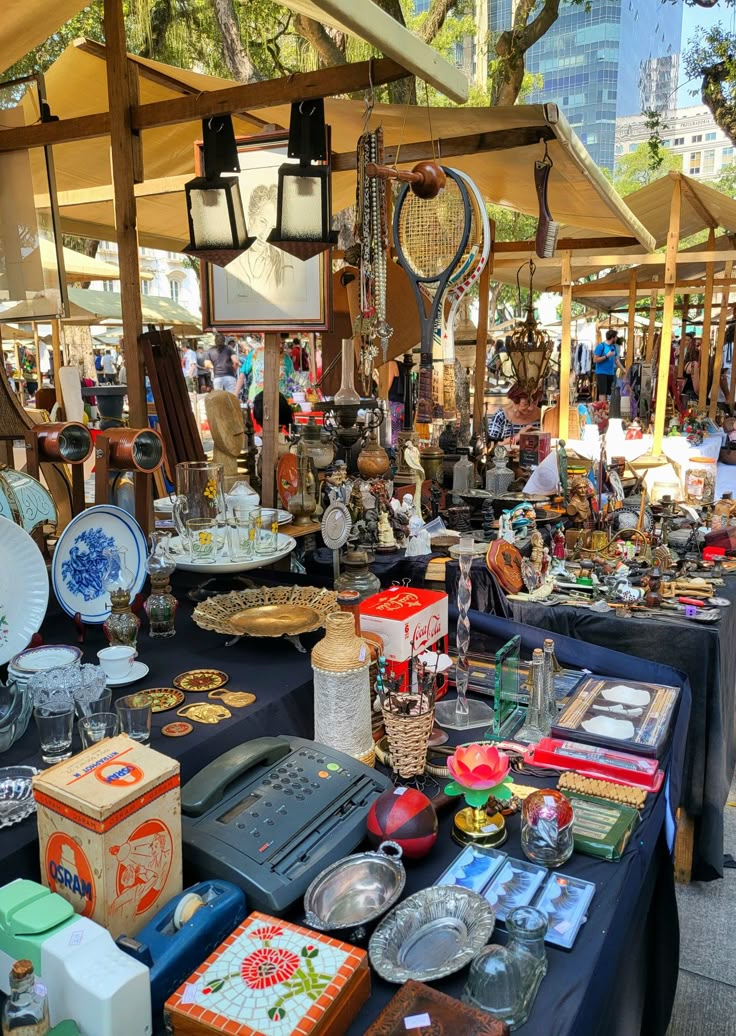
[677,3,736,106]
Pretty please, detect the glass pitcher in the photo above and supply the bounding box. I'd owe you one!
[172,461,225,541]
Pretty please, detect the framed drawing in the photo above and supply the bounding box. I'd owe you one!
[199,131,332,332]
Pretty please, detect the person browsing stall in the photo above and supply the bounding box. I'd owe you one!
[593,329,625,399]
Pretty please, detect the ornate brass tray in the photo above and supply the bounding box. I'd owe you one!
[192,585,339,650]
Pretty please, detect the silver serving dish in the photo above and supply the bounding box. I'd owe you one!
[369,886,495,984]
[0,766,40,829]
[304,841,405,944]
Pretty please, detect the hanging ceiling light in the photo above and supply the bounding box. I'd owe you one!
[183,115,254,268]
[507,260,553,397]
[268,99,338,261]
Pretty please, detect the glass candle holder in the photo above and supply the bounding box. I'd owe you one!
[521,789,575,868]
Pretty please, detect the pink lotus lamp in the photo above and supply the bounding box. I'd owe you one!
[445,743,513,848]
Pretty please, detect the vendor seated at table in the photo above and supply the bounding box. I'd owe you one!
[504,383,542,439]
[593,329,625,399]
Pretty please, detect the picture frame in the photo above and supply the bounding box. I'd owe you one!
[198,131,332,332]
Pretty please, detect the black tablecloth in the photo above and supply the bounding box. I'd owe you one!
[3,585,689,1036]
[343,609,690,1036]
[508,576,736,881]
[305,546,433,587]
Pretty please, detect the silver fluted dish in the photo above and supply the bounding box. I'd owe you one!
[368,886,495,984]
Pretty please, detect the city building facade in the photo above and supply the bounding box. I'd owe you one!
[89,242,202,317]
[615,104,735,181]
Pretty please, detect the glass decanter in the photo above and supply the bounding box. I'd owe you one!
[462,906,547,1030]
[102,546,140,648]
[486,445,514,497]
[2,958,50,1035]
[452,448,475,504]
[517,648,549,744]
[144,533,177,639]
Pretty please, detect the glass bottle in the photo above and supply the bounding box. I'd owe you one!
[334,339,361,405]
[541,639,558,729]
[462,906,548,1030]
[102,546,139,648]
[486,445,514,497]
[144,532,177,638]
[287,441,318,526]
[517,649,549,744]
[2,959,50,1035]
[452,448,474,504]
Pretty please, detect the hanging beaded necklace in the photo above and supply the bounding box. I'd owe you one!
[355,128,392,389]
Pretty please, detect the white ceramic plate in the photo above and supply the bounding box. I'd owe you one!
[600,684,651,708]
[0,518,49,667]
[10,644,82,673]
[106,661,149,686]
[51,505,147,624]
[581,715,636,741]
[169,533,296,574]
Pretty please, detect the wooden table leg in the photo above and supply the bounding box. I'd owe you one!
[674,808,695,883]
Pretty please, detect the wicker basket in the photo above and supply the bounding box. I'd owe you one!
[382,704,435,779]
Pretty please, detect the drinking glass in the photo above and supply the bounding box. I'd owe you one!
[116,693,152,744]
[228,506,255,561]
[34,705,75,765]
[78,712,120,748]
[186,518,218,564]
[75,688,112,719]
[255,508,278,556]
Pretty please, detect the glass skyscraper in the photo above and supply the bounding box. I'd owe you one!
[489,0,683,169]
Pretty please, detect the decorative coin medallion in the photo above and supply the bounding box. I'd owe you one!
[208,690,256,708]
[133,688,185,713]
[173,669,228,692]
[176,702,231,724]
[161,721,193,738]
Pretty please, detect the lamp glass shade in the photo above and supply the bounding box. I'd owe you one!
[186,175,249,249]
[279,172,324,239]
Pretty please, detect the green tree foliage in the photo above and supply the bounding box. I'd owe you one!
[609,142,682,196]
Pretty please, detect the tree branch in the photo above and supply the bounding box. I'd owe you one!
[493,0,560,105]
[701,61,736,146]
[212,0,261,81]
[293,14,346,67]
[419,0,462,44]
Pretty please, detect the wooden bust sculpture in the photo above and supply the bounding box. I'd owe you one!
[205,391,244,478]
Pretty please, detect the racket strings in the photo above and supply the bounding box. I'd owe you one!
[396,180,468,282]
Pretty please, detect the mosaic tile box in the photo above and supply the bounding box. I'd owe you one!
[165,912,369,1036]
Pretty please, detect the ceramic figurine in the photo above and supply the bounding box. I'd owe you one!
[552,528,566,560]
[377,510,397,551]
[403,441,425,513]
[498,512,515,544]
[530,530,545,573]
[405,515,432,557]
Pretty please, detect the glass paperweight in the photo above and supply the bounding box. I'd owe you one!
[521,789,575,868]
[462,905,548,1030]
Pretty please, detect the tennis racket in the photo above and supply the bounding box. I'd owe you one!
[438,169,491,420]
[393,166,472,432]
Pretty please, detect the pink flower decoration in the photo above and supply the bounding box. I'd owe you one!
[447,743,510,791]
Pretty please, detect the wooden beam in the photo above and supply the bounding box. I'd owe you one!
[646,285,659,363]
[312,0,469,102]
[104,0,145,429]
[698,232,715,414]
[0,58,409,152]
[559,251,572,440]
[494,249,736,270]
[492,236,640,254]
[627,270,637,361]
[680,176,718,230]
[261,333,280,509]
[571,281,732,297]
[678,294,689,379]
[709,260,733,419]
[652,177,681,454]
[46,175,190,209]
[474,260,492,435]
[332,126,556,172]
[51,321,64,414]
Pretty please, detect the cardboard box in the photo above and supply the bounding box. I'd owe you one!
[359,587,448,692]
[518,431,551,468]
[164,912,369,1036]
[33,735,182,940]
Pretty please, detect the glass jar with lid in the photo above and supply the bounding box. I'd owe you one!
[486,445,514,497]
[684,456,716,506]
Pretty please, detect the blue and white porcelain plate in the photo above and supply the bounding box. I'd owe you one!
[51,505,147,623]
[0,518,49,667]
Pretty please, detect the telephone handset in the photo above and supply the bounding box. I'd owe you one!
[181,737,291,817]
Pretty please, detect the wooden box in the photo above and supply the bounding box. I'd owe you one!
[165,912,369,1036]
[365,981,509,1035]
[32,735,182,940]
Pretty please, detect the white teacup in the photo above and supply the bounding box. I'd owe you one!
[98,646,136,679]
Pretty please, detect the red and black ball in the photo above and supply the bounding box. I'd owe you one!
[367,787,438,859]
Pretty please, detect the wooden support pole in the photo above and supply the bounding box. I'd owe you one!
[51,320,64,414]
[261,333,281,509]
[646,287,658,362]
[652,177,681,455]
[473,261,492,435]
[104,0,146,429]
[709,260,733,419]
[698,229,716,413]
[559,251,573,440]
[627,270,637,361]
[677,295,690,378]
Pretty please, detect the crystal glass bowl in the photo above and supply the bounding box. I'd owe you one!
[0,766,40,828]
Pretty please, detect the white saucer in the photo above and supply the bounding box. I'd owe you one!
[105,661,149,687]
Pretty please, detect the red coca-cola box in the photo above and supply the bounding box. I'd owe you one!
[359,586,449,693]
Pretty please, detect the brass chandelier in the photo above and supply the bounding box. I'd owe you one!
[507,260,553,397]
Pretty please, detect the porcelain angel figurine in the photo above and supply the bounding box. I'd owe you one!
[403,440,425,513]
[405,514,432,557]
